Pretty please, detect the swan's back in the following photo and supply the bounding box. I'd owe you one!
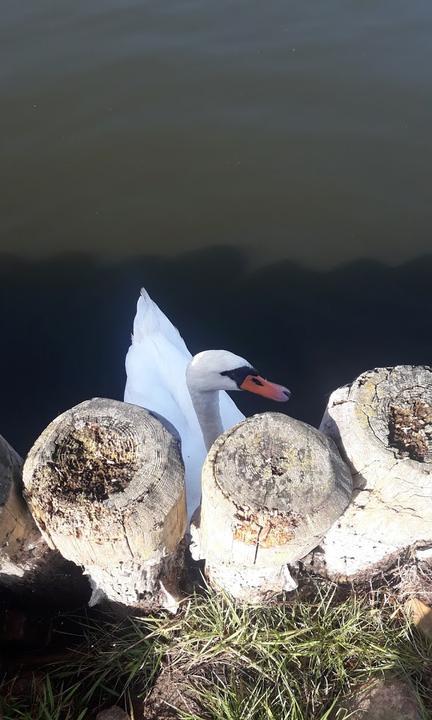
[124,290,244,514]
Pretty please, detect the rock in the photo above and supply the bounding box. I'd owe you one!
[317,366,432,582]
[338,677,422,720]
[405,598,432,639]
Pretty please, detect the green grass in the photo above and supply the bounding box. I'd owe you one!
[159,585,432,719]
[2,582,432,720]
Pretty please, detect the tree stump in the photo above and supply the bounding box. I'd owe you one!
[22,399,187,612]
[191,412,352,601]
[0,434,88,606]
[317,365,432,582]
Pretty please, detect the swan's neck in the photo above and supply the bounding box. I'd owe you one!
[188,388,223,451]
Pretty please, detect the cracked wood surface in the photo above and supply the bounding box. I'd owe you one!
[22,398,187,611]
[318,365,432,582]
[193,412,352,601]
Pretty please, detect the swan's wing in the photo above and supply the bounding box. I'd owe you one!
[124,290,194,432]
[132,289,189,355]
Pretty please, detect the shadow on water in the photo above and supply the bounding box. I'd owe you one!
[0,247,431,455]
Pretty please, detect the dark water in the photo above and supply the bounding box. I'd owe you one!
[1,2,432,452]
[1,250,431,455]
[2,0,432,266]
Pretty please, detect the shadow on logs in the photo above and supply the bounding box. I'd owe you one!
[191,412,352,602]
[22,399,187,613]
[0,433,89,609]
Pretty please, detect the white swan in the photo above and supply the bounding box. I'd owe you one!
[124,289,290,517]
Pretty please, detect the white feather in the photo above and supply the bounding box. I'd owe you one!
[124,289,244,516]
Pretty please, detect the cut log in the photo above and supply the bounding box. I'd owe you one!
[22,399,187,612]
[316,365,432,582]
[0,433,88,606]
[191,412,352,601]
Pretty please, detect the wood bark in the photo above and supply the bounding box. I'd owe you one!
[191,412,352,601]
[316,365,432,582]
[0,433,88,606]
[22,399,187,612]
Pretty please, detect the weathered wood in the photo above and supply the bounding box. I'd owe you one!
[22,399,187,612]
[316,365,432,582]
[0,433,88,606]
[191,412,352,601]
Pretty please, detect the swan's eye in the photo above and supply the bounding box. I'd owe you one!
[251,377,264,386]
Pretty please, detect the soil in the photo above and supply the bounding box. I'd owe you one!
[139,661,204,719]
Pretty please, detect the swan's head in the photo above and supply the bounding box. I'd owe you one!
[186,350,291,401]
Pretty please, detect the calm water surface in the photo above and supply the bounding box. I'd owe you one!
[2,0,432,267]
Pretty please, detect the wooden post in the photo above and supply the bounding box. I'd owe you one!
[191,412,352,601]
[317,365,432,582]
[22,399,187,612]
[0,434,88,606]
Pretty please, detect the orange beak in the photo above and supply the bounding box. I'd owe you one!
[240,375,291,402]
